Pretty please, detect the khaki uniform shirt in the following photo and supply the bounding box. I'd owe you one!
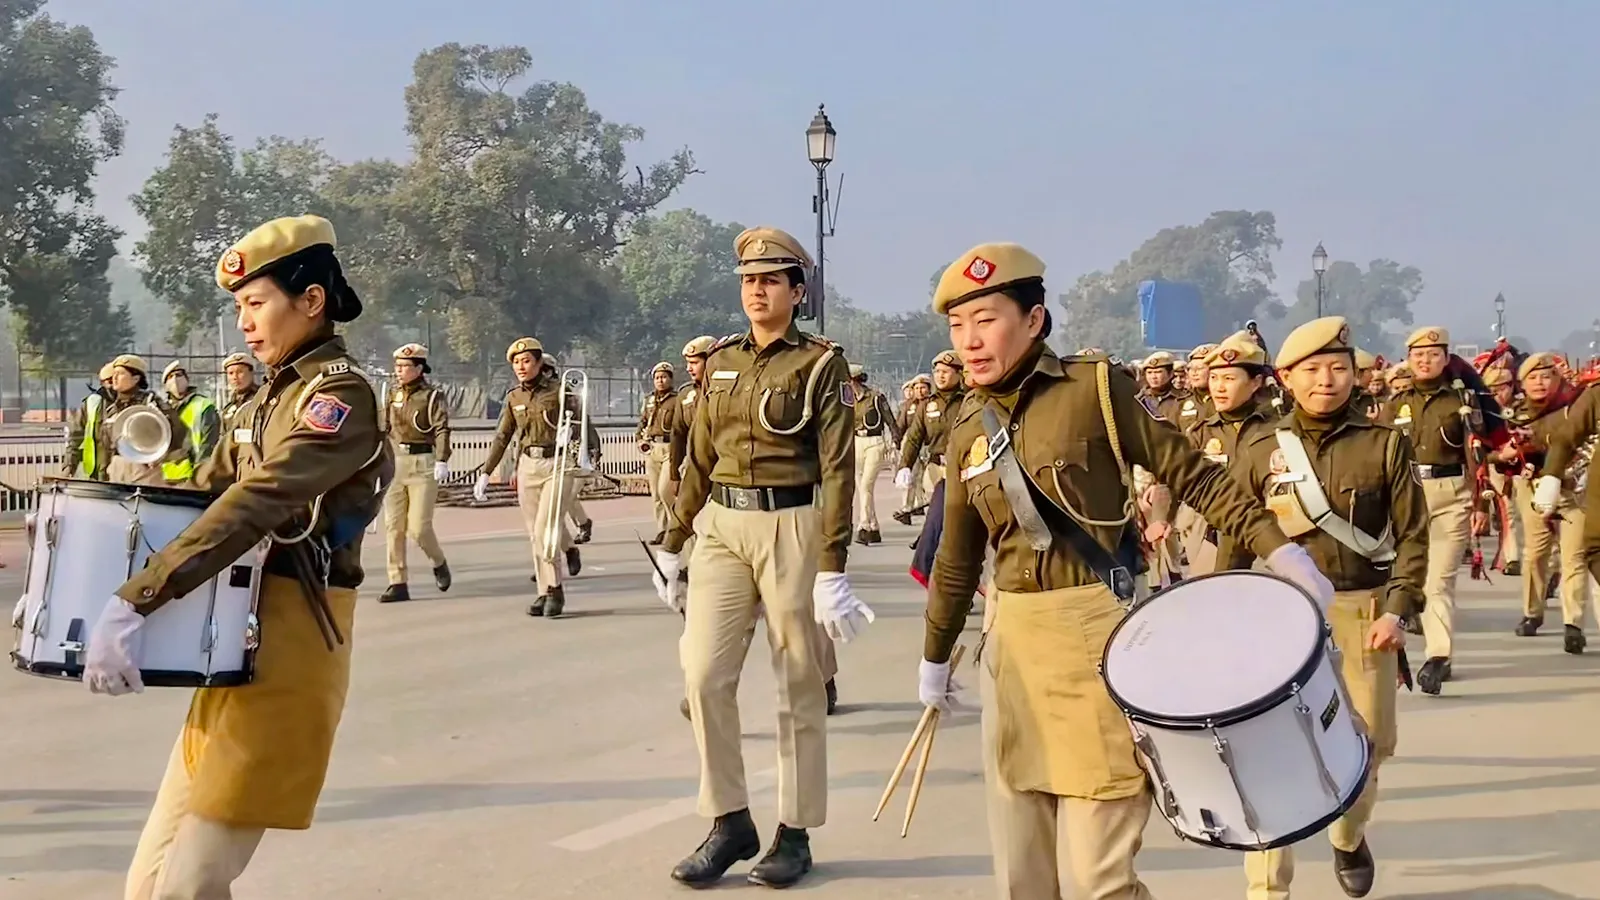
[1220,405,1429,619]
[115,335,392,613]
[1514,395,1582,487]
[1540,386,1600,478]
[899,388,963,469]
[1137,386,1188,423]
[383,379,452,462]
[669,380,701,479]
[637,389,679,444]
[1382,379,1472,467]
[221,385,258,431]
[483,371,581,472]
[664,323,855,572]
[1176,390,1213,432]
[852,386,900,443]
[924,345,1291,663]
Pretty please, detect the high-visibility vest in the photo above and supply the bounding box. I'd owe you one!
[81,394,103,476]
[161,395,216,482]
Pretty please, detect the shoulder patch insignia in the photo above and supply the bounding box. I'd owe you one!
[839,382,855,407]
[302,393,352,434]
[323,361,351,376]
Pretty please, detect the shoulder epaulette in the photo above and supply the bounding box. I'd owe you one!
[799,331,841,351]
[709,333,743,354]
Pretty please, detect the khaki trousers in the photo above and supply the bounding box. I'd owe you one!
[384,451,446,585]
[979,637,1156,899]
[645,441,673,533]
[681,501,827,827]
[854,434,888,530]
[1419,475,1472,658]
[125,740,266,900]
[567,473,591,526]
[1244,589,1400,899]
[516,454,573,594]
[923,462,947,501]
[1516,479,1590,624]
[1490,469,1522,565]
[903,460,928,511]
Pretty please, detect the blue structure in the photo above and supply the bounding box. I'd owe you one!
[1138,280,1205,351]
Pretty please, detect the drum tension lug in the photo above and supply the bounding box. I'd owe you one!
[1199,808,1226,842]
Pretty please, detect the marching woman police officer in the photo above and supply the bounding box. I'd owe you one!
[1220,316,1427,899]
[1532,377,1600,584]
[848,363,900,544]
[920,243,1330,900]
[653,226,870,889]
[82,214,392,900]
[379,342,453,603]
[1186,333,1281,575]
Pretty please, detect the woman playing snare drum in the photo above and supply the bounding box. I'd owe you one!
[921,242,1331,900]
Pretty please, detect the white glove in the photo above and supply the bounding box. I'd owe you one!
[473,473,489,503]
[813,572,876,642]
[84,597,145,696]
[556,423,573,448]
[652,550,683,611]
[11,596,25,629]
[433,461,449,482]
[894,467,914,489]
[1532,475,1561,514]
[918,658,964,712]
[1266,543,1336,613]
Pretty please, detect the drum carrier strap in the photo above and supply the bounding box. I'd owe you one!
[1272,429,1397,563]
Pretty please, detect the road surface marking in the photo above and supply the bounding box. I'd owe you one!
[552,766,779,852]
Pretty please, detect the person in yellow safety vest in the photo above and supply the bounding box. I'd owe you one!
[61,362,118,478]
[62,354,186,485]
[160,360,223,485]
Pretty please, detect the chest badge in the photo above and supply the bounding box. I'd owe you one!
[1397,404,1411,420]
[1269,449,1288,475]
[967,434,989,469]
[1204,438,1223,456]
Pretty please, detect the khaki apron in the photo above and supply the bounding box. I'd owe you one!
[985,585,1147,800]
[181,574,358,829]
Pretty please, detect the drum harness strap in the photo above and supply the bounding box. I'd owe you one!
[1271,429,1397,564]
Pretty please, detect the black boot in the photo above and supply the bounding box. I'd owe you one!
[574,520,593,544]
[747,824,813,888]
[433,562,452,592]
[544,586,566,619]
[670,809,760,887]
[650,530,665,546]
[825,678,838,715]
[1417,657,1450,695]
[378,583,411,603]
[865,529,882,544]
[1514,616,1543,636]
[566,547,582,576]
[527,595,547,617]
[1504,560,1522,576]
[892,510,912,526]
[1332,839,1375,897]
[1565,624,1586,654]
[854,529,869,545]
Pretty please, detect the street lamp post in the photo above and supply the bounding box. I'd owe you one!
[1311,242,1329,317]
[805,105,836,334]
[1493,292,1506,341]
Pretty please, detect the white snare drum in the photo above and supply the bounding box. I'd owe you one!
[11,478,264,687]
[1100,570,1371,851]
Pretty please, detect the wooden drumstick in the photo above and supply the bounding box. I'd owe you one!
[902,707,942,838]
[872,644,965,823]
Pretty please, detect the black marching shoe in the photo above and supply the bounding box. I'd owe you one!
[1514,615,1543,637]
[748,824,813,888]
[378,583,411,603]
[574,520,593,544]
[825,678,838,715]
[433,562,452,592]
[865,528,882,544]
[670,809,761,888]
[1416,657,1451,695]
[1565,624,1586,655]
[854,528,869,545]
[566,547,582,576]
[892,510,913,527]
[527,595,547,617]
[1332,839,1375,897]
[1504,560,1522,576]
[649,530,665,546]
[543,586,566,619]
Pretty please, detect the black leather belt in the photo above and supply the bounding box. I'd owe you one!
[524,445,556,459]
[649,436,670,444]
[1414,462,1465,479]
[264,549,360,591]
[929,453,945,465]
[398,442,433,454]
[855,428,884,437]
[710,483,814,512]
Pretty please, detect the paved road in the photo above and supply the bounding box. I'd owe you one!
[3,486,1599,899]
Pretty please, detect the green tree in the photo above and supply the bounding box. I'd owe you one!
[1058,272,1146,357]
[0,1,132,368]
[605,209,747,369]
[391,43,699,361]
[1285,258,1423,357]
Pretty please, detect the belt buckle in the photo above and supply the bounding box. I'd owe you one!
[1109,566,1135,609]
[732,488,751,510]
[1416,464,1433,478]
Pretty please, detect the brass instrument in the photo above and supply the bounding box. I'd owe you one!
[110,404,173,466]
[540,369,591,559]
[1570,433,1598,495]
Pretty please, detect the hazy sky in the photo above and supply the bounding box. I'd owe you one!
[48,0,1600,347]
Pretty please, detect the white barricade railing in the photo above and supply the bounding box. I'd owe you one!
[0,421,648,516]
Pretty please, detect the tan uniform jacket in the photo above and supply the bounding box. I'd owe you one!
[1138,386,1188,424]
[1540,386,1600,478]
[852,386,900,444]
[221,385,258,431]
[924,344,1292,663]
[1382,380,1472,467]
[637,389,680,443]
[1219,405,1429,618]
[384,379,452,462]
[482,371,581,472]
[669,380,701,478]
[115,335,393,612]
[664,323,855,572]
[899,388,963,469]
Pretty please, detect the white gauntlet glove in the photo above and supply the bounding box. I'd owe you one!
[652,550,683,612]
[1532,475,1561,514]
[918,658,964,712]
[84,597,146,696]
[11,596,25,629]
[473,473,489,503]
[1266,543,1335,613]
[894,467,914,489]
[433,461,449,482]
[813,572,875,642]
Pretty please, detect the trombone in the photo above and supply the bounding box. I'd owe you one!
[540,369,591,559]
